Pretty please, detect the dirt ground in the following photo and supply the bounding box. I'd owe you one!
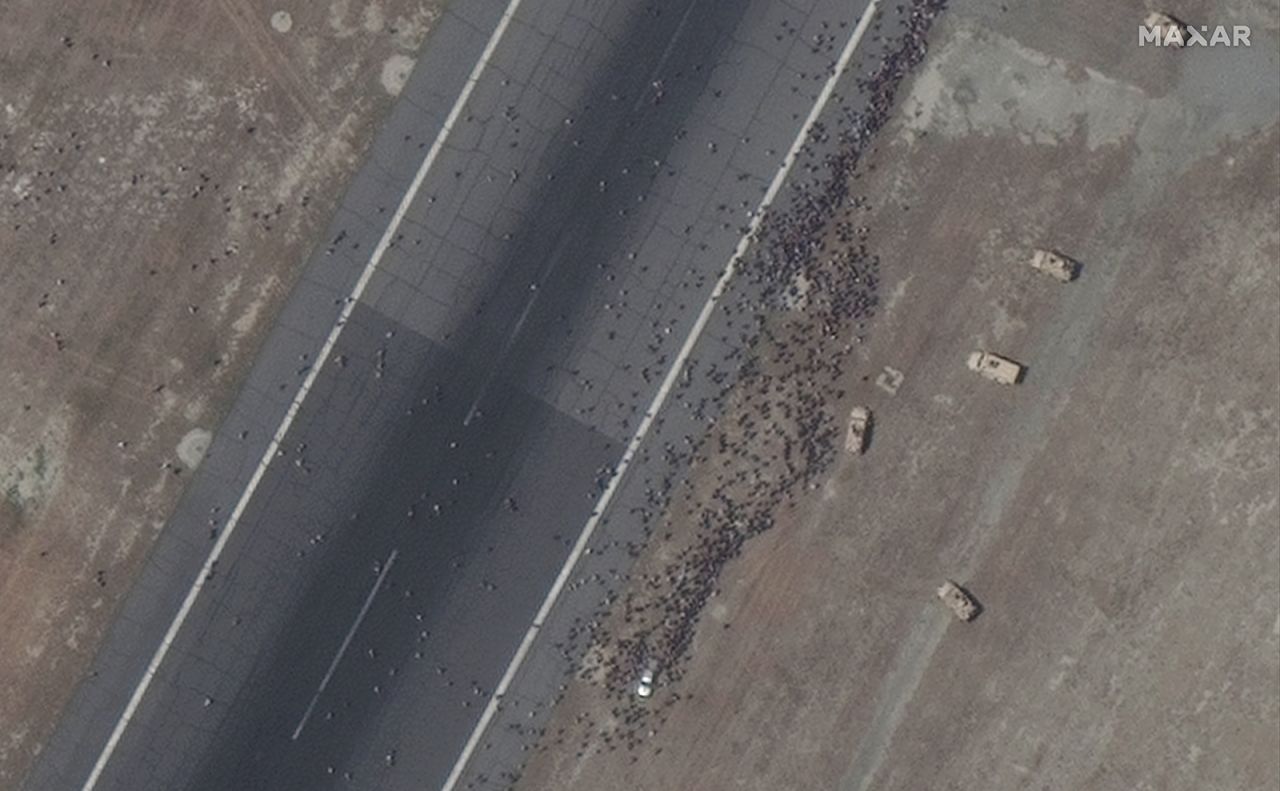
[518,1,1280,790]
[0,1,441,785]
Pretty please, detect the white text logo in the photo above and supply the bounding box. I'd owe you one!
[1139,24,1252,47]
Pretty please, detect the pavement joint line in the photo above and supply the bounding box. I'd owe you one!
[437,1,883,788]
[291,548,399,742]
[77,0,530,786]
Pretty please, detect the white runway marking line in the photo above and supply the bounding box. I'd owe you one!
[438,2,884,789]
[78,0,531,787]
[291,548,399,741]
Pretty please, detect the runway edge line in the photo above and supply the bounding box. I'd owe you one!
[77,1,531,787]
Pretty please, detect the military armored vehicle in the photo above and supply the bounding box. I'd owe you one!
[845,406,871,453]
[937,580,979,621]
[1029,248,1078,282]
[1144,10,1187,45]
[967,351,1024,385]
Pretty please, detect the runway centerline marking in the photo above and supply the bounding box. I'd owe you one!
[438,2,884,789]
[465,0,698,431]
[465,0,701,430]
[291,548,399,742]
[78,0,531,787]
[463,288,541,426]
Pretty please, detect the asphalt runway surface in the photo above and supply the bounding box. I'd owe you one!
[24,0,895,788]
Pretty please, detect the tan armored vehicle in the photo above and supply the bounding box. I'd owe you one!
[845,406,871,453]
[1029,248,1078,282]
[937,580,979,621]
[967,350,1024,384]
[1144,11,1187,45]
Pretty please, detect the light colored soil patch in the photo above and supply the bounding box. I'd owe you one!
[271,11,294,34]
[175,428,213,471]
[1,427,64,521]
[0,0,441,786]
[381,54,416,95]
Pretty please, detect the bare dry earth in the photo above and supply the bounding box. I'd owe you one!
[518,1,1280,790]
[0,1,441,785]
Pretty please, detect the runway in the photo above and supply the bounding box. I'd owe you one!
[24,0,891,788]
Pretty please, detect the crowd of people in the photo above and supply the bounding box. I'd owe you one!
[481,1,948,785]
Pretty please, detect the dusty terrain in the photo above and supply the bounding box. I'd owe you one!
[518,1,1280,789]
[0,1,440,785]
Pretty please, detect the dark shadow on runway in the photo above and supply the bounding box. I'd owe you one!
[184,303,613,791]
